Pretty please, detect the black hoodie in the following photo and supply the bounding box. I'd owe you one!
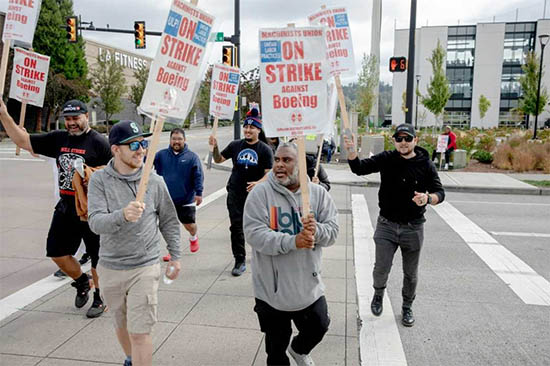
[348,146,445,223]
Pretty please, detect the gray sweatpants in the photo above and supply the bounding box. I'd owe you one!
[372,215,424,309]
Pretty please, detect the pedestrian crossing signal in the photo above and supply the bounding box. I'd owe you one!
[389,57,407,72]
[134,21,146,49]
[66,16,78,43]
[222,45,233,66]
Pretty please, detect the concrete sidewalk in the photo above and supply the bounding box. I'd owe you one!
[0,184,359,366]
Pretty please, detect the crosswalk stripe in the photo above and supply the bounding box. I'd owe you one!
[352,194,408,366]
[433,202,550,306]
[490,231,550,238]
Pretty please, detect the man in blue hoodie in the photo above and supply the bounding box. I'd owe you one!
[154,128,204,258]
[243,142,339,366]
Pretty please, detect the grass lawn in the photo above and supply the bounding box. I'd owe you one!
[522,180,550,187]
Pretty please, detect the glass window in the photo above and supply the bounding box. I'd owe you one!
[457,27,467,35]
[526,23,535,32]
[448,27,457,36]
[505,24,515,32]
[516,23,526,32]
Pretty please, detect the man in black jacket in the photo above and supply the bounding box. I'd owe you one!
[344,123,445,327]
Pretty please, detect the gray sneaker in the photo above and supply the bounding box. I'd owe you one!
[288,345,315,366]
[231,261,246,276]
[86,296,106,318]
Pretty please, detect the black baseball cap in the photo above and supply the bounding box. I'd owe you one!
[61,100,88,117]
[392,123,416,138]
[109,120,152,146]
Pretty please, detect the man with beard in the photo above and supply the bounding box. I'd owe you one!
[344,123,445,327]
[243,142,338,366]
[0,99,111,318]
[88,121,181,366]
[154,128,203,258]
[208,110,273,276]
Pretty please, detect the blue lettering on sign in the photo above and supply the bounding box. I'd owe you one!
[192,21,211,47]
[334,13,349,28]
[164,11,181,37]
[228,72,240,84]
[260,40,281,63]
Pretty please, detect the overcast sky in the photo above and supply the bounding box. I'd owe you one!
[2,0,545,84]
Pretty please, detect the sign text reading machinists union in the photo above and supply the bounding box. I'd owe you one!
[139,0,214,121]
[259,27,328,138]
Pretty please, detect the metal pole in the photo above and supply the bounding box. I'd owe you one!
[415,77,420,129]
[534,43,546,139]
[405,0,417,125]
[232,0,241,140]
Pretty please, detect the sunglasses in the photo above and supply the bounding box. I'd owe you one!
[394,135,414,143]
[119,140,149,151]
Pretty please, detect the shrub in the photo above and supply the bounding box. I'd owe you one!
[511,150,536,172]
[457,133,475,153]
[472,150,493,164]
[90,125,108,134]
[493,144,513,169]
[475,134,496,152]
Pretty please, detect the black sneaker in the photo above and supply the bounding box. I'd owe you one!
[53,269,67,278]
[86,295,106,318]
[401,308,415,327]
[71,277,90,308]
[371,294,383,316]
[231,260,246,276]
[79,253,90,265]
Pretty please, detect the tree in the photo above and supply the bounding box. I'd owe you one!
[90,55,127,130]
[518,51,549,127]
[195,65,213,117]
[239,67,261,115]
[357,53,379,126]
[478,94,491,123]
[421,40,451,130]
[129,66,149,124]
[401,91,408,113]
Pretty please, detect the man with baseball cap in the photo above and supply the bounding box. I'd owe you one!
[0,98,111,318]
[343,123,445,327]
[208,108,273,276]
[88,121,181,366]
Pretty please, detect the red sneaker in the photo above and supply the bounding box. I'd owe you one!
[162,254,171,262]
[190,237,199,253]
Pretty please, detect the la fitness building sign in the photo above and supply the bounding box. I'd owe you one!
[98,47,149,70]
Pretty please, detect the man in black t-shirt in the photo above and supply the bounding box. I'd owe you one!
[0,99,111,318]
[209,110,273,276]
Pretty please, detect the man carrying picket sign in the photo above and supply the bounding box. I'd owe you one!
[208,108,273,276]
[0,99,111,318]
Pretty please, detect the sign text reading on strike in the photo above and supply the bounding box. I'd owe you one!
[264,41,321,83]
[15,57,45,81]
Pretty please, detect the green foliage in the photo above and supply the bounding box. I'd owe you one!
[421,40,451,121]
[239,67,261,115]
[475,134,496,152]
[457,133,475,153]
[195,65,213,116]
[129,66,149,108]
[357,53,379,120]
[472,150,493,164]
[518,52,549,117]
[401,91,407,113]
[478,94,491,120]
[90,55,127,126]
[522,180,550,187]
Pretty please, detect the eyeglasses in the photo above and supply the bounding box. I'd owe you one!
[394,135,414,143]
[119,140,149,151]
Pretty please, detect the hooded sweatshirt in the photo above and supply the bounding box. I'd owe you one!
[243,171,339,311]
[88,159,182,270]
[348,146,445,224]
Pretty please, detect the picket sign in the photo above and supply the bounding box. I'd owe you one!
[313,134,324,179]
[206,116,218,170]
[136,0,200,202]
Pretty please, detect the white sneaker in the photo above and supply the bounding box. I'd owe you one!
[288,345,315,366]
[444,164,449,170]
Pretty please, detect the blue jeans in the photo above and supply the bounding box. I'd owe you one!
[372,216,424,308]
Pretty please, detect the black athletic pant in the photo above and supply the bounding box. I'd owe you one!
[254,296,330,366]
[227,190,247,261]
[373,216,424,308]
[431,147,455,165]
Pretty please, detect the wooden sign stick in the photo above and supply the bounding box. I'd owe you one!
[0,39,10,97]
[206,116,218,170]
[296,136,311,215]
[314,134,324,179]
[15,102,27,156]
[136,115,164,202]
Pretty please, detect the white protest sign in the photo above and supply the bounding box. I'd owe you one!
[259,27,328,137]
[308,6,355,77]
[436,135,449,153]
[209,63,240,119]
[9,48,50,108]
[2,0,42,47]
[139,0,214,122]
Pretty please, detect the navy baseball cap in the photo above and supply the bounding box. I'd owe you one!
[392,123,416,138]
[109,120,152,146]
[61,100,88,117]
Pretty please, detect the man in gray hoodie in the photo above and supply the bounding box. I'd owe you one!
[243,142,339,366]
[88,121,181,366]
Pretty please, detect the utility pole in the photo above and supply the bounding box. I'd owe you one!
[224,0,241,140]
[405,0,417,125]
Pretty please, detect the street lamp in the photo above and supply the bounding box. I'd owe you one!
[534,34,549,139]
[415,74,421,129]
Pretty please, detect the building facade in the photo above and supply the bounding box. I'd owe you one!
[392,19,550,128]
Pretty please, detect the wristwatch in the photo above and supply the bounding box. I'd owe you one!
[426,194,432,205]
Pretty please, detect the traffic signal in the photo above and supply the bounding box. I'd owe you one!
[389,57,407,72]
[66,16,78,43]
[134,21,146,49]
[222,45,233,66]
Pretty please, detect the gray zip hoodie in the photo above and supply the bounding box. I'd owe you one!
[88,159,181,270]
[243,171,339,311]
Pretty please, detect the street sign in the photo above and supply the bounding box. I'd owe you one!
[215,32,224,41]
[389,57,407,72]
